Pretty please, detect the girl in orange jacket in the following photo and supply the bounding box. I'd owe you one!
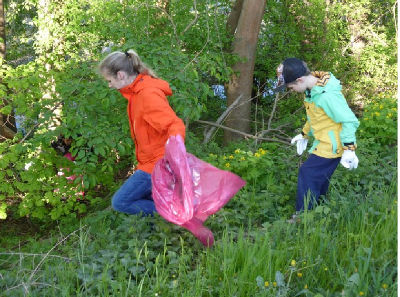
[99,50,186,216]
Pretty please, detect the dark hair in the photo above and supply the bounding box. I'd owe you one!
[282,58,311,84]
[99,49,157,78]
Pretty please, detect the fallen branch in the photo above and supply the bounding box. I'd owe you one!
[203,94,242,144]
[196,120,290,145]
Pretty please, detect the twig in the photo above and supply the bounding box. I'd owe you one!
[196,120,290,145]
[181,0,199,34]
[267,92,284,129]
[0,252,71,261]
[28,226,85,284]
[18,100,64,143]
[18,78,83,144]
[203,94,242,144]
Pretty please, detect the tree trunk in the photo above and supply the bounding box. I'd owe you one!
[0,0,15,141]
[224,0,266,144]
[226,0,244,37]
[0,0,5,59]
[0,115,16,142]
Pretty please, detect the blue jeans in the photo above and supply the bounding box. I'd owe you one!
[296,154,341,211]
[111,170,156,215]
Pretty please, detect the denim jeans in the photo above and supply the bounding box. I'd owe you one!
[111,170,156,215]
[296,154,341,211]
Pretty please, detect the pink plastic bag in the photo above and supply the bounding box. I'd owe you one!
[152,135,246,246]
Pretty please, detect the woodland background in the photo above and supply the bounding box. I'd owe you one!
[0,0,397,296]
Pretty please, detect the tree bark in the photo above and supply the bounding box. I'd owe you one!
[224,0,266,144]
[0,116,16,141]
[226,0,244,37]
[0,0,5,59]
[0,0,14,141]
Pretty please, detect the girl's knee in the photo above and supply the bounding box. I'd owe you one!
[111,194,124,212]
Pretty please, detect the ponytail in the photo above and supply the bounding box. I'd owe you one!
[99,49,157,78]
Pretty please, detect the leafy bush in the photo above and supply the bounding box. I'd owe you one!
[358,97,397,146]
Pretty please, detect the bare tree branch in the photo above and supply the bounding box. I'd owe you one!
[203,94,242,144]
[196,119,290,145]
[18,100,64,143]
[182,0,198,34]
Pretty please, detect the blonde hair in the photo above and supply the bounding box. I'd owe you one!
[99,49,157,78]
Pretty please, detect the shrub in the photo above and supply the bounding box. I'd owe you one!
[358,97,397,146]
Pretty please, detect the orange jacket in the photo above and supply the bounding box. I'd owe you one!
[119,73,186,173]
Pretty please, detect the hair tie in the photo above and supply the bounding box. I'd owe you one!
[124,51,130,58]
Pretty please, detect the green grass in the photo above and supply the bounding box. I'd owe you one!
[1,182,396,296]
[0,144,397,297]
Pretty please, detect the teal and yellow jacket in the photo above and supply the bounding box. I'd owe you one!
[302,71,359,159]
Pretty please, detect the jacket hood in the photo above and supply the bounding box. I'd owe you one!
[119,73,173,99]
[310,72,342,97]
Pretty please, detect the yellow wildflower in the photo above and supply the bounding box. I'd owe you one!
[234,149,241,154]
[359,291,364,296]
[258,148,266,155]
[304,284,308,289]
[225,163,230,168]
[375,112,380,116]
[229,155,234,159]
[223,156,227,160]
[382,283,388,289]
[290,259,296,267]
[303,261,307,265]
[380,104,383,109]
[324,267,328,271]
[264,281,269,287]
[240,157,245,161]
[297,272,303,277]
[255,153,261,157]
[273,282,277,287]
[364,117,369,120]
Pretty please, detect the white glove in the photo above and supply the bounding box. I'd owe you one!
[340,150,359,170]
[291,134,308,155]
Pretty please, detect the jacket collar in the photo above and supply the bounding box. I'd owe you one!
[119,73,146,99]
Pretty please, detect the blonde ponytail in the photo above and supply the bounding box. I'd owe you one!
[99,49,157,78]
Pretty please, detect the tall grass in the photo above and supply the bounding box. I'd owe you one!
[0,177,396,297]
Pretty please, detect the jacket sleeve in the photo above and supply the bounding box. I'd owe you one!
[302,120,311,137]
[140,89,186,140]
[317,93,359,145]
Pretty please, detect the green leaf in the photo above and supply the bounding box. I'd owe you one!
[0,105,12,115]
[0,203,7,219]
